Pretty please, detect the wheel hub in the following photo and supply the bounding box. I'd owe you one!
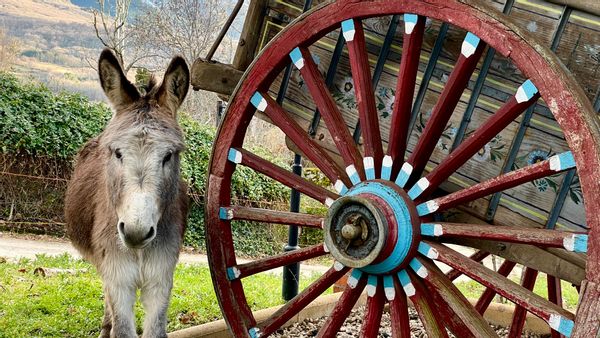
[324,180,421,273]
[325,196,386,268]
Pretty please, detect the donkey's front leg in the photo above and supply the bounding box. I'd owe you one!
[101,255,138,338]
[104,281,137,338]
[99,295,113,338]
[140,247,178,338]
[140,276,173,338]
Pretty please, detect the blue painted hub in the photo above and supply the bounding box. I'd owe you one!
[346,181,417,274]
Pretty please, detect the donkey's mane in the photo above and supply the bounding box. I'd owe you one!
[140,75,159,96]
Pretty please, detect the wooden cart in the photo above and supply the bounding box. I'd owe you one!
[192,0,600,336]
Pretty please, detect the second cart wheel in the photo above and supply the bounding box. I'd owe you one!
[205,0,600,337]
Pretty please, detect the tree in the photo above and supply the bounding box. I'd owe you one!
[131,0,237,124]
[0,27,20,71]
[131,0,236,66]
[90,0,156,74]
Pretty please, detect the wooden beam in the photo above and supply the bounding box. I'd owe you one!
[190,59,243,96]
[447,237,585,285]
[232,0,269,71]
[546,0,600,16]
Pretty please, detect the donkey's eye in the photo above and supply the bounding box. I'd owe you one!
[162,152,172,165]
[114,149,122,160]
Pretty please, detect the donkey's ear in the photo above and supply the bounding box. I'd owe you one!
[98,49,140,111]
[156,56,190,116]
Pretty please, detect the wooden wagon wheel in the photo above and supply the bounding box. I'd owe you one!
[205,0,600,337]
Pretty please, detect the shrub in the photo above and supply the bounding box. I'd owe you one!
[179,115,289,254]
[0,73,291,256]
[0,72,112,159]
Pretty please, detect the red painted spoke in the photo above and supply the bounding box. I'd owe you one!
[360,281,385,338]
[428,222,587,251]
[387,15,426,179]
[344,19,383,175]
[230,148,339,205]
[389,278,411,338]
[427,241,575,327]
[418,258,499,338]
[407,270,449,338]
[221,206,323,228]
[547,275,564,338]
[447,250,490,281]
[259,265,350,336]
[508,268,539,338]
[317,272,367,338]
[406,34,486,183]
[417,91,540,200]
[417,152,576,215]
[292,47,365,180]
[232,244,326,279]
[475,260,517,314]
[255,92,351,187]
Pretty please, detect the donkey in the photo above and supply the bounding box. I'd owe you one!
[65,49,189,338]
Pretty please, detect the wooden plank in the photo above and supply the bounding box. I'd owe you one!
[190,59,243,96]
[547,0,600,16]
[233,0,269,70]
[447,237,585,285]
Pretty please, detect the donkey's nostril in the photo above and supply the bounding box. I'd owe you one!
[144,227,155,241]
[118,222,125,234]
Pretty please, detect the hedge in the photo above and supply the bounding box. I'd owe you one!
[0,72,289,256]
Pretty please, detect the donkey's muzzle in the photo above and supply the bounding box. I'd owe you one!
[118,221,155,248]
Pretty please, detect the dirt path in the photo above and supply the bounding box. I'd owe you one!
[0,233,520,281]
[0,232,329,276]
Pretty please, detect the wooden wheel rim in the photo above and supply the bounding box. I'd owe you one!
[205,1,600,337]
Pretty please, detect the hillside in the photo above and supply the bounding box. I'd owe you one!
[0,0,103,99]
[0,0,91,24]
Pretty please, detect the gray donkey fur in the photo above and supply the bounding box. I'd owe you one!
[65,49,189,338]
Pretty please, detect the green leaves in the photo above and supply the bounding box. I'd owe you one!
[178,114,289,254]
[0,72,112,159]
[0,73,290,256]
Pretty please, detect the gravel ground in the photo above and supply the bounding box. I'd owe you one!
[272,306,547,337]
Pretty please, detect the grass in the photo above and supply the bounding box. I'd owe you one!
[0,254,324,337]
[0,253,582,337]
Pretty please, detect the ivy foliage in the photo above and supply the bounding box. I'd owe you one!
[1,73,290,255]
[179,116,289,254]
[0,72,112,159]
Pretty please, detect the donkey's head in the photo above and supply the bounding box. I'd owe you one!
[97,49,189,249]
